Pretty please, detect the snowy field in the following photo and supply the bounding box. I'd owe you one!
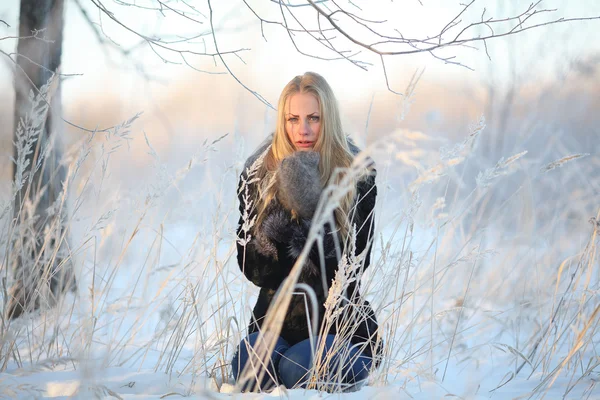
[1,92,598,399]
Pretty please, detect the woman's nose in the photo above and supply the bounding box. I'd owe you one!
[299,119,310,135]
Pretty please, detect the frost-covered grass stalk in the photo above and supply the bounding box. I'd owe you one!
[0,78,598,399]
[1,76,75,371]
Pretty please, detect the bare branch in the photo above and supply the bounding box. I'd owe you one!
[1,49,82,78]
[439,0,475,44]
[0,28,54,43]
[305,0,599,66]
[483,38,491,61]
[155,0,206,25]
[268,0,327,7]
[428,50,474,70]
[277,0,366,66]
[88,0,249,60]
[207,0,274,109]
[176,0,208,19]
[78,0,599,99]
[380,55,402,95]
[243,0,338,36]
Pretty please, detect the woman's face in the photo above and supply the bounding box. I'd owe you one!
[284,92,321,151]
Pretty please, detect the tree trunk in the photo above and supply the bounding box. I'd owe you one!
[8,0,75,319]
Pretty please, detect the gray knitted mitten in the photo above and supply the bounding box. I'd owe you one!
[277,151,322,219]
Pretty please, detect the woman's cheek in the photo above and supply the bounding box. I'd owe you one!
[313,122,321,136]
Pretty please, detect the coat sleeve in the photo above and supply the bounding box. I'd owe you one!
[236,174,301,290]
[353,171,377,272]
[348,171,382,362]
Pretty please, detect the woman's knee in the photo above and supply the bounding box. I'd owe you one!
[278,344,313,389]
[231,332,261,379]
[278,336,333,388]
[278,336,373,389]
[231,332,290,388]
[346,353,372,383]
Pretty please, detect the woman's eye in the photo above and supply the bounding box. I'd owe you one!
[287,117,298,123]
[310,116,320,122]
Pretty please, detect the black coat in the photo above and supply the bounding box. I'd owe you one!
[236,143,381,360]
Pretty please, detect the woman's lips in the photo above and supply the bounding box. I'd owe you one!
[296,141,314,148]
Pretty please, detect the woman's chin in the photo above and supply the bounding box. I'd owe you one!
[295,146,315,152]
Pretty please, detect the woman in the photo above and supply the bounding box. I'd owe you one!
[233,72,381,392]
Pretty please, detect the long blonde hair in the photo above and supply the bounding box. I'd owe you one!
[256,72,356,239]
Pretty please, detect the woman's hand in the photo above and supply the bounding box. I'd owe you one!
[277,151,322,219]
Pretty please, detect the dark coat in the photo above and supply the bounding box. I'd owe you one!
[236,141,381,360]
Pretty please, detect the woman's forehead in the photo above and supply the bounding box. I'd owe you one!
[285,92,320,113]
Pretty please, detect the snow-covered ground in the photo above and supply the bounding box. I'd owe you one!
[1,111,598,400]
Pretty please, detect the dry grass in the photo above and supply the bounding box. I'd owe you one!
[0,71,598,399]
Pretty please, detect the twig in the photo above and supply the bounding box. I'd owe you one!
[207,0,274,110]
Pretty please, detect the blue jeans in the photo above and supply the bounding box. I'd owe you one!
[231,332,372,391]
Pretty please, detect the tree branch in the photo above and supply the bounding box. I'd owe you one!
[207,0,274,109]
[77,0,600,99]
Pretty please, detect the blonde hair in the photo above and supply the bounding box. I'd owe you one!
[256,72,356,239]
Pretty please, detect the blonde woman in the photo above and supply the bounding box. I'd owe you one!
[233,72,380,391]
